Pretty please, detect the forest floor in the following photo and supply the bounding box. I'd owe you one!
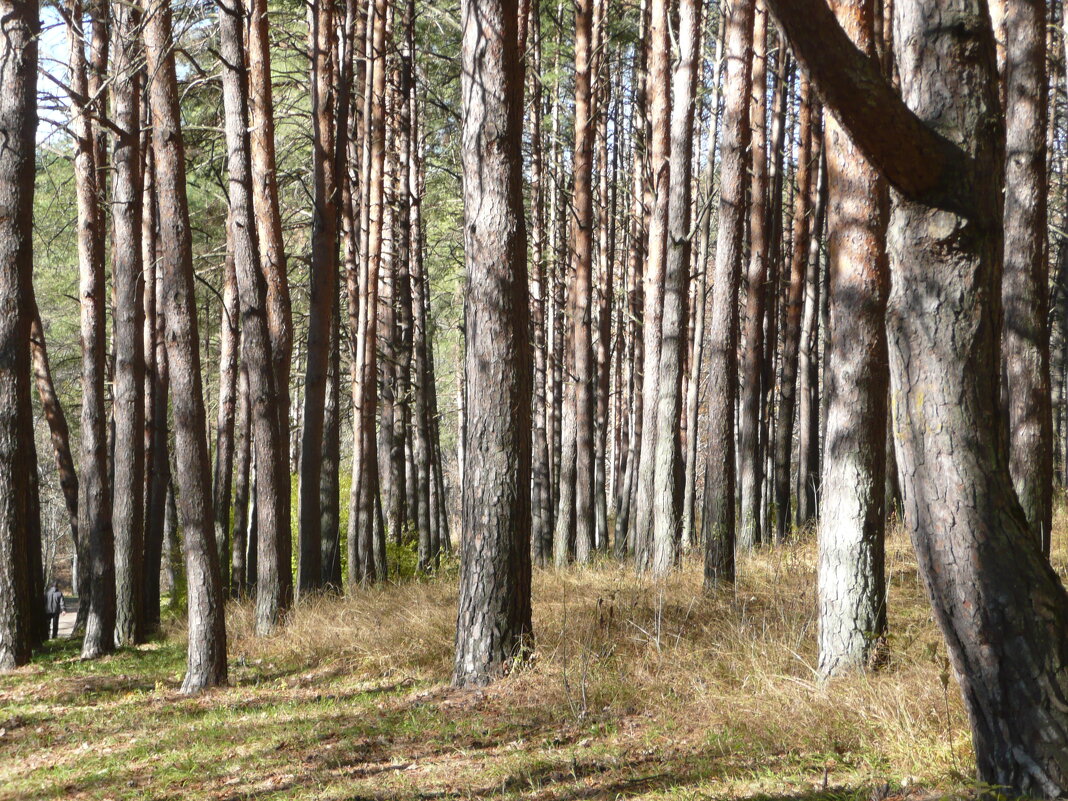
[7,512,1065,801]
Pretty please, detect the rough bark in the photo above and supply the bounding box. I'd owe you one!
[650,0,702,573]
[143,0,227,691]
[0,0,40,670]
[992,0,1052,554]
[738,0,769,551]
[299,0,339,594]
[816,0,889,679]
[631,0,672,570]
[554,0,596,564]
[703,0,753,587]
[453,0,533,687]
[68,0,114,660]
[110,0,145,647]
[218,0,289,631]
[767,0,1068,791]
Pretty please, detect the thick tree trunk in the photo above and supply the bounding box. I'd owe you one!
[0,0,40,670]
[992,0,1053,554]
[703,0,753,587]
[650,0,701,573]
[453,0,533,687]
[631,0,672,570]
[68,0,115,660]
[816,0,889,680]
[348,0,388,586]
[110,0,145,647]
[766,0,1068,791]
[555,0,596,564]
[299,0,339,594]
[219,0,289,632]
[143,0,227,691]
[247,0,293,506]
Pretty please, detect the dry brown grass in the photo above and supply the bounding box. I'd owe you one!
[11,517,1032,799]
[214,522,972,795]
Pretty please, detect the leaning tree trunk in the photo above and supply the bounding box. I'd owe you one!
[110,0,146,647]
[143,0,227,692]
[453,0,533,687]
[0,0,40,670]
[815,0,890,680]
[30,302,79,550]
[767,0,1068,792]
[703,0,753,587]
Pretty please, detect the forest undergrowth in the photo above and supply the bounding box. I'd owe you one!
[9,508,1068,801]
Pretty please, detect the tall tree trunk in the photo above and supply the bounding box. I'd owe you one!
[231,362,252,596]
[299,0,339,594]
[614,2,649,557]
[650,0,702,574]
[68,0,115,660]
[555,0,596,564]
[815,0,889,679]
[141,126,161,631]
[0,0,40,669]
[768,0,1068,790]
[772,78,815,544]
[143,0,227,691]
[143,230,169,633]
[454,0,533,687]
[217,0,289,632]
[247,0,293,514]
[737,0,768,551]
[527,0,552,566]
[212,245,239,594]
[703,0,753,587]
[110,0,145,647]
[631,0,672,570]
[992,0,1052,554]
[348,0,388,586]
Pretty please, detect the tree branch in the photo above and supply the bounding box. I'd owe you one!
[763,0,983,222]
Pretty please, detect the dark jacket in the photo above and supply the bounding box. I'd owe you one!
[45,587,65,615]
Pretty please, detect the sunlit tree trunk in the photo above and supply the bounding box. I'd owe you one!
[110,0,145,646]
[453,0,533,687]
[703,0,753,586]
[68,0,114,660]
[143,0,227,691]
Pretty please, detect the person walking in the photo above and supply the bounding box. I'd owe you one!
[45,583,65,639]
